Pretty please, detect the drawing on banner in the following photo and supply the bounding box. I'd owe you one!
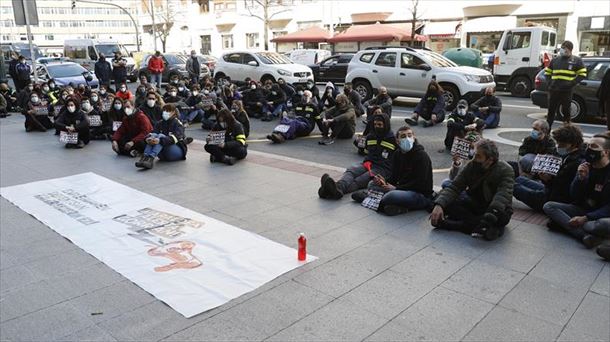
[531,154,562,175]
[35,188,109,225]
[148,241,202,272]
[207,130,225,145]
[35,105,49,116]
[361,189,384,211]
[273,124,290,134]
[451,137,473,160]
[59,131,79,144]
[88,115,102,127]
[114,207,204,243]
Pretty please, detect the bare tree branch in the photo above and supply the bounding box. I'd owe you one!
[268,8,290,19]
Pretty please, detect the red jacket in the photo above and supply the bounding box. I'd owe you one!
[112,110,153,143]
[115,90,133,101]
[148,56,165,74]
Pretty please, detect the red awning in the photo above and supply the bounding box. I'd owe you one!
[271,26,331,43]
[328,22,427,43]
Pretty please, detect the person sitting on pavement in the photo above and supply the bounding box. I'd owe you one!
[267,90,320,144]
[430,139,515,241]
[441,131,482,189]
[200,86,226,130]
[277,78,295,104]
[221,83,242,109]
[263,83,287,122]
[318,112,395,200]
[305,79,320,102]
[81,97,103,140]
[115,83,133,102]
[180,84,204,126]
[543,133,610,248]
[318,94,356,145]
[351,125,434,216]
[164,74,181,93]
[176,81,191,99]
[318,82,340,112]
[139,91,164,125]
[134,84,148,108]
[364,86,392,118]
[22,89,54,132]
[511,119,557,176]
[440,99,483,153]
[55,98,90,148]
[405,81,445,127]
[355,106,383,154]
[107,97,125,128]
[98,84,113,101]
[581,218,610,261]
[471,87,502,129]
[0,92,6,118]
[343,82,365,117]
[111,100,154,157]
[231,100,250,138]
[242,80,267,119]
[163,86,183,104]
[16,83,34,110]
[514,124,584,212]
[136,104,187,170]
[40,82,58,107]
[0,81,17,114]
[204,108,247,165]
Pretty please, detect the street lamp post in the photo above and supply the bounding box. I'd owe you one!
[74,0,141,52]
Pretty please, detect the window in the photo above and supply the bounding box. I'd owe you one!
[338,55,353,64]
[195,0,210,13]
[246,33,259,49]
[222,34,233,49]
[400,53,426,69]
[321,57,339,66]
[374,52,396,67]
[359,53,375,63]
[550,32,556,47]
[509,32,531,49]
[45,34,54,41]
[64,46,88,59]
[223,53,241,63]
[242,54,257,65]
[587,62,609,81]
[214,0,236,12]
[88,46,98,60]
[541,31,549,46]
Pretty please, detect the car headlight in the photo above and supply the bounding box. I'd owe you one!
[464,75,480,83]
[277,69,291,76]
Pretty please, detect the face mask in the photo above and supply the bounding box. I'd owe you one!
[171,80,178,84]
[162,111,171,121]
[231,106,238,112]
[297,91,304,96]
[191,54,196,58]
[124,107,133,116]
[68,90,74,95]
[218,121,226,129]
[307,83,314,89]
[374,127,385,136]
[49,83,55,89]
[530,130,540,140]
[485,93,493,98]
[61,94,68,100]
[120,87,126,92]
[114,103,122,110]
[137,88,145,95]
[100,90,106,95]
[170,92,177,97]
[584,148,602,163]
[42,86,49,92]
[468,148,475,159]
[91,96,98,102]
[457,108,466,116]
[147,99,156,107]
[82,103,90,111]
[326,89,332,94]
[344,88,351,94]
[399,137,414,152]
[557,147,569,157]
[31,96,39,103]
[250,85,256,90]
[192,91,199,96]
[203,90,210,95]
[67,106,76,113]
[28,86,34,91]
[559,48,567,57]
[178,87,184,92]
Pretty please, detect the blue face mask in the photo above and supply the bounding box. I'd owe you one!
[530,130,540,140]
[399,137,414,152]
[557,147,569,156]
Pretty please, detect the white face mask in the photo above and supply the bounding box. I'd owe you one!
[42,86,49,92]
[114,103,122,110]
[250,85,256,90]
[192,91,199,96]
[82,103,91,111]
[170,92,177,97]
[100,90,106,95]
[271,91,277,95]
[147,100,156,107]
[178,87,185,92]
[457,107,466,116]
[31,96,39,103]
[120,87,126,92]
[124,107,134,116]
[203,90,210,95]
[91,96,98,102]
[67,105,76,113]
[68,90,74,95]
[162,111,171,121]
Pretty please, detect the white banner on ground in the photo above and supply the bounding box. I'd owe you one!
[0,173,316,318]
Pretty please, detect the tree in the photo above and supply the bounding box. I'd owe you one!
[143,0,176,53]
[408,0,422,45]
[243,0,292,51]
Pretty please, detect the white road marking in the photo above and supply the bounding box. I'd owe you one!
[526,113,608,128]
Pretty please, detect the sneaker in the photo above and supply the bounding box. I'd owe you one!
[383,204,409,216]
[323,176,343,200]
[596,244,610,261]
[423,120,433,127]
[223,156,236,165]
[582,234,603,249]
[437,148,446,153]
[404,116,418,126]
[141,156,154,169]
[135,155,146,168]
[318,135,329,145]
[65,143,75,149]
[434,218,466,232]
[185,137,194,145]
[351,190,368,203]
[129,149,139,158]
[75,140,85,149]
[270,133,285,144]
[320,137,335,145]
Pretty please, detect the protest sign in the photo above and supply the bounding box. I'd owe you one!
[531,154,562,175]
[207,130,226,145]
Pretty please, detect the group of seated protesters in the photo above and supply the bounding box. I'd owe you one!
[3,75,608,260]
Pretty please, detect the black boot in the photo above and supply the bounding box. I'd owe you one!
[596,244,610,261]
[135,155,146,168]
[323,176,343,200]
[223,156,236,165]
[351,189,368,203]
[142,156,154,169]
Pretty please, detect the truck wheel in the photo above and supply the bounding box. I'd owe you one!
[353,80,373,101]
[440,84,459,110]
[559,95,586,122]
[509,76,531,97]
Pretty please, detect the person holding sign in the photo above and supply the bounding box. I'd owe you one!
[267,90,319,144]
[318,94,356,145]
[543,133,610,248]
[112,100,153,157]
[204,109,247,165]
[55,98,90,149]
[351,126,434,216]
[81,97,104,141]
[22,90,54,132]
[136,104,187,169]
[442,132,481,190]
[319,113,395,200]
[514,119,557,175]
[431,139,514,241]
[441,99,483,153]
[405,81,445,127]
[514,125,584,211]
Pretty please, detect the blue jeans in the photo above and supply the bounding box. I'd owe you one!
[272,103,287,117]
[180,109,203,123]
[143,134,185,161]
[475,110,500,128]
[380,190,432,211]
[519,153,537,174]
[513,176,546,212]
[151,73,162,88]
[543,201,587,240]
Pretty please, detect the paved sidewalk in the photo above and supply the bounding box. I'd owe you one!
[0,116,608,341]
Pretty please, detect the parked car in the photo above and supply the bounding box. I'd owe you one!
[198,54,217,74]
[288,49,332,66]
[137,53,210,83]
[63,39,137,81]
[530,56,609,121]
[345,47,495,108]
[1,42,44,72]
[34,61,99,88]
[214,51,314,85]
[309,53,354,83]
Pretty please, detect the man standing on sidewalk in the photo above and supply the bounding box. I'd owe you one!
[598,69,610,130]
[544,40,586,126]
[148,51,165,89]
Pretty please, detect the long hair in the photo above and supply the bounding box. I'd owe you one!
[427,80,444,96]
[217,108,237,132]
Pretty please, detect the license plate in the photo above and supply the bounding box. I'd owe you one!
[299,78,309,83]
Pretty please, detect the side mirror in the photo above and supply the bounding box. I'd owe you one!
[419,64,431,71]
[247,60,258,67]
[82,71,93,82]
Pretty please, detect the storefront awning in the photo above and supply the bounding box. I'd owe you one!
[463,16,516,33]
[424,21,461,37]
[328,22,427,43]
[271,26,331,43]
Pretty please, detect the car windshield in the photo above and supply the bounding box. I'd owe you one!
[47,64,87,78]
[418,50,458,67]
[167,54,188,64]
[95,44,129,57]
[255,52,293,65]
[13,44,43,60]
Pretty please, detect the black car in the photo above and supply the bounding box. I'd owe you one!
[309,54,354,83]
[137,53,210,83]
[531,56,609,121]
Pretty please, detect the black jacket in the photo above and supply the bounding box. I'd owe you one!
[346,90,365,116]
[139,104,163,124]
[211,121,247,150]
[94,59,112,82]
[243,88,266,107]
[471,95,502,113]
[518,136,557,156]
[364,94,392,116]
[55,110,89,131]
[266,85,286,105]
[111,57,128,80]
[546,148,584,203]
[446,109,482,131]
[387,141,433,196]
[363,113,395,174]
[545,55,586,91]
[233,109,250,138]
[153,117,187,159]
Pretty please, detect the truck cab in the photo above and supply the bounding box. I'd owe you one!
[63,39,137,81]
[493,27,557,97]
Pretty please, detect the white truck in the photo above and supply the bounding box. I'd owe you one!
[493,26,557,97]
[63,39,137,81]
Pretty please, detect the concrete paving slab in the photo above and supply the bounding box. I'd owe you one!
[558,291,610,342]
[0,279,71,323]
[0,265,40,295]
[390,246,472,286]
[529,250,605,294]
[47,262,126,299]
[59,324,119,342]
[24,248,100,280]
[590,264,610,297]
[475,238,547,274]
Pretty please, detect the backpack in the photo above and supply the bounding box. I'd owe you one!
[16,63,30,80]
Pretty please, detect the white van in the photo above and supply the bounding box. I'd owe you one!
[493,27,557,97]
[63,39,137,81]
[288,49,332,66]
